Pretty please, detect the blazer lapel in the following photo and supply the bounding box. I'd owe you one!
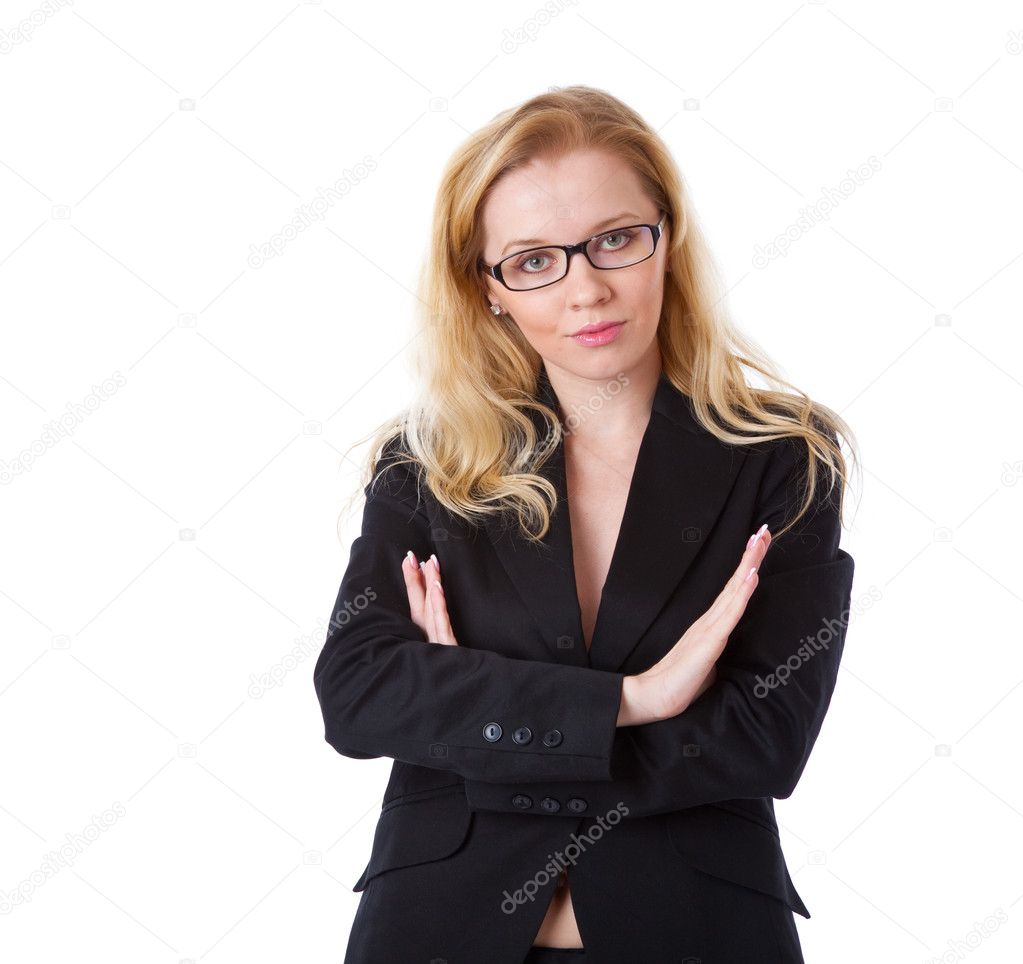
[483,365,748,674]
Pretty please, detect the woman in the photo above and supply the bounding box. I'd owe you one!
[314,86,858,964]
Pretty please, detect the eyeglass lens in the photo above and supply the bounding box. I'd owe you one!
[500,225,655,291]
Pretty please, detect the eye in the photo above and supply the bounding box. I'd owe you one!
[598,229,635,250]
[514,252,554,273]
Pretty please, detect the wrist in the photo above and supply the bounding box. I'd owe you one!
[616,673,665,727]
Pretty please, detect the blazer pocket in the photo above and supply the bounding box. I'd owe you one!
[352,785,474,892]
[705,798,786,837]
[664,804,810,918]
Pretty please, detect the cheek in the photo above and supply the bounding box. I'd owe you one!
[504,299,560,339]
[632,264,667,310]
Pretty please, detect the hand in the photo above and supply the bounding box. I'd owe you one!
[401,551,459,646]
[618,525,773,727]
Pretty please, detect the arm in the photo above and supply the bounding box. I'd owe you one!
[463,433,856,819]
[312,440,626,783]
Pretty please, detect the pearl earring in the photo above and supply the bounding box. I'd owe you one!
[490,304,504,315]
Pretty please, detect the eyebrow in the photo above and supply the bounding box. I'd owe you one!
[500,212,641,257]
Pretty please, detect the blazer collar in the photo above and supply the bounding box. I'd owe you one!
[483,364,748,673]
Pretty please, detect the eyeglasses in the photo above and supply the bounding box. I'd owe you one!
[479,211,667,292]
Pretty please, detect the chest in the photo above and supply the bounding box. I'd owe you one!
[563,436,644,650]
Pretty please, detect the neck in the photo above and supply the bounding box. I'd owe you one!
[543,352,661,443]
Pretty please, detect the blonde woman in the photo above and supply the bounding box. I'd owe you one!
[314,85,858,964]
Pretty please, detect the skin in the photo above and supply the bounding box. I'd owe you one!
[484,146,668,441]
[397,146,774,723]
[402,531,771,725]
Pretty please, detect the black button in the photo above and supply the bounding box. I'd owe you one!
[512,794,532,809]
[512,726,533,745]
[542,729,563,747]
[483,722,503,742]
[567,797,587,813]
[540,796,561,813]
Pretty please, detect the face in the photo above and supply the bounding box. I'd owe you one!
[479,147,669,384]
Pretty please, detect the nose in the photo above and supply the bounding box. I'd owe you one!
[563,249,611,308]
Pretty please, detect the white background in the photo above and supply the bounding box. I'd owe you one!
[2,1,1022,961]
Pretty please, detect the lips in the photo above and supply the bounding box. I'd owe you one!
[571,320,625,336]
[569,321,625,347]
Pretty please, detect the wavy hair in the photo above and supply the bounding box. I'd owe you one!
[339,85,859,546]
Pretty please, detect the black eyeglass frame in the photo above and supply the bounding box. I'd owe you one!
[478,210,668,292]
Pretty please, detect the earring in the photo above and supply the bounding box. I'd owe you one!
[490,304,504,315]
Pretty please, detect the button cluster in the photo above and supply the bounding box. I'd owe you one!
[480,722,583,813]
[506,793,588,814]
[482,722,562,748]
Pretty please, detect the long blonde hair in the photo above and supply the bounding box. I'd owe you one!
[339,85,859,546]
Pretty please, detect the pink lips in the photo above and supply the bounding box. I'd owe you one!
[570,321,625,347]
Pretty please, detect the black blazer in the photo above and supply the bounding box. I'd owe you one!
[313,365,855,964]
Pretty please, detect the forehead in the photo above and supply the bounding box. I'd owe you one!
[480,149,647,251]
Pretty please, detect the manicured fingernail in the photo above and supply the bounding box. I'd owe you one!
[745,566,758,582]
[406,550,416,566]
[430,553,439,572]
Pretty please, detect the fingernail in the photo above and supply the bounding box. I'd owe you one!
[430,553,439,573]
[744,566,758,583]
[406,550,417,566]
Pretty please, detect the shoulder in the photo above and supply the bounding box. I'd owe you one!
[751,427,845,575]
[760,429,840,507]
[365,432,429,520]
[735,399,840,500]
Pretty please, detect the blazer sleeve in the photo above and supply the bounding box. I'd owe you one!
[463,432,856,819]
[312,440,627,783]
